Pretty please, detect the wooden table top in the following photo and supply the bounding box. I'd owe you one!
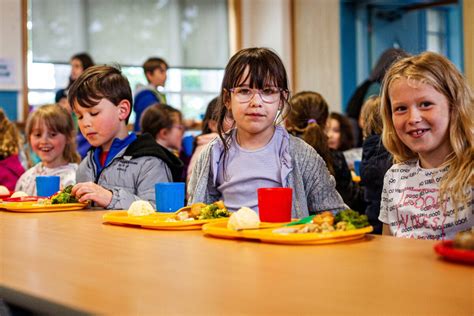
[0,210,472,315]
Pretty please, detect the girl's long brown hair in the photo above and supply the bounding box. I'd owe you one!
[287,91,334,175]
[215,47,290,177]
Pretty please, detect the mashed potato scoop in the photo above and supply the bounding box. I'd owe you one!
[128,200,155,216]
[227,207,260,231]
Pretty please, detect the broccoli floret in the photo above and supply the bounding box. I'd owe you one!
[198,204,230,220]
[335,209,369,228]
[51,185,78,204]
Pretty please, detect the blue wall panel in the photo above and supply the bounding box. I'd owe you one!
[0,91,18,121]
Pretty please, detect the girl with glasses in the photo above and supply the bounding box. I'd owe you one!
[188,47,346,217]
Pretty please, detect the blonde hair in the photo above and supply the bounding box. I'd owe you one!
[381,51,474,209]
[26,104,81,164]
[0,108,22,158]
[360,96,383,138]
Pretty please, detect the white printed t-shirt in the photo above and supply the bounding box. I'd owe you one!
[15,162,78,196]
[379,160,473,240]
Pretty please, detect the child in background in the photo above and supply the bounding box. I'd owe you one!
[0,109,25,191]
[188,47,346,216]
[55,52,95,158]
[187,97,233,183]
[359,96,392,234]
[380,52,473,239]
[15,105,80,195]
[140,104,185,154]
[287,91,365,213]
[326,112,354,151]
[327,112,361,170]
[133,57,168,131]
[68,65,182,209]
[55,52,95,109]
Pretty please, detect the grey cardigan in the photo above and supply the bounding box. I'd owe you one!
[188,129,346,218]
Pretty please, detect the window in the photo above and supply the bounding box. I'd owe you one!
[28,0,229,122]
[426,9,447,55]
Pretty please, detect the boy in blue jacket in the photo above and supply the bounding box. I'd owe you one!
[68,65,182,210]
[133,57,168,131]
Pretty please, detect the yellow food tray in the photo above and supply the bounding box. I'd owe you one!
[202,221,373,245]
[0,201,88,212]
[102,211,228,230]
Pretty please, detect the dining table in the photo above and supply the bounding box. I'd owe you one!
[0,209,472,315]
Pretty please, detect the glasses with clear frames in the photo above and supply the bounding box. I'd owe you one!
[229,87,284,103]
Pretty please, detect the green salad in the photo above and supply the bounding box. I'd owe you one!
[198,203,230,220]
[51,185,78,204]
[334,209,369,230]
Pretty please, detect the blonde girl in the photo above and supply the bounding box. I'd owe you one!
[15,104,80,195]
[379,51,473,239]
[188,48,345,216]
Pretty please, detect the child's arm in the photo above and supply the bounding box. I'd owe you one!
[106,158,172,210]
[382,224,392,236]
[297,140,346,213]
[187,141,220,205]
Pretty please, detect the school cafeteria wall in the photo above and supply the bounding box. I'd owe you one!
[239,0,293,92]
[0,0,24,122]
[464,0,474,87]
[238,0,342,113]
[292,0,342,113]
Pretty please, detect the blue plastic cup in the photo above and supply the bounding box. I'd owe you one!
[354,160,361,176]
[182,135,195,157]
[36,175,60,197]
[155,182,185,212]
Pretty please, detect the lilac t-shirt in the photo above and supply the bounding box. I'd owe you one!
[216,128,284,212]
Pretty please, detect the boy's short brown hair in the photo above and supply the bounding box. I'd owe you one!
[143,58,168,77]
[68,65,133,123]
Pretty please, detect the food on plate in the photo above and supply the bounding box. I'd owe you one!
[227,207,260,230]
[453,229,474,250]
[273,209,369,234]
[169,201,230,222]
[334,209,369,230]
[127,200,155,216]
[10,191,28,198]
[313,211,335,226]
[0,185,9,195]
[51,185,78,204]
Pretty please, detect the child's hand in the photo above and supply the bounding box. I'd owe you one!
[72,182,113,208]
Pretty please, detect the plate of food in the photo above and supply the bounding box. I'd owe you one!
[0,186,88,212]
[0,185,12,199]
[103,200,231,230]
[202,209,373,245]
[434,230,474,265]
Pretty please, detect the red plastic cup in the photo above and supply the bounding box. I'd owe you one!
[257,187,292,222]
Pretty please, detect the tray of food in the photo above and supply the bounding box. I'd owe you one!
[434,230,474,265]
[0,186,88,212]
[103,200,230,230]
[202,209,373,245]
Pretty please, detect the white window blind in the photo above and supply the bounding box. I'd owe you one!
[31,0,229,68]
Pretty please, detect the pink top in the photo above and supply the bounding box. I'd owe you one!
[0,155,25,191]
